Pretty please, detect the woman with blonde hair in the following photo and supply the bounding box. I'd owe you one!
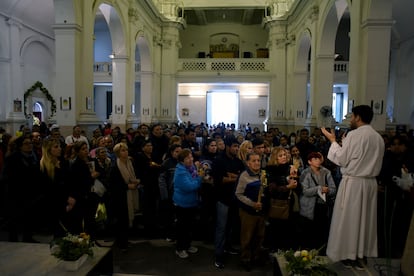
[237,140,253,166]
[40,138,71,237]
[265,146,300,251]
[109,142,140,250]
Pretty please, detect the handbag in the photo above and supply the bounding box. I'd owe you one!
[92,179,106,197]
[268,190,291,220]
[95,202,107,223]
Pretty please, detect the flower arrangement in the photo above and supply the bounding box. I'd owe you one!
[51,232,94,261]
[281,248,336,276]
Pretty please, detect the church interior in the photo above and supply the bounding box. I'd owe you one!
[0,0,414,275]
[0,0,413,136]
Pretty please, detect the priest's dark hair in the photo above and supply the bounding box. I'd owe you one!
[352,105,373,124]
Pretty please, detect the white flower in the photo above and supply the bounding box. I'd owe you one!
[294,251,301,257]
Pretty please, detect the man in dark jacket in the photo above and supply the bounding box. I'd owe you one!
[212,136,244,269]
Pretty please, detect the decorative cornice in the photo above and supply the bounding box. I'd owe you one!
[111,55,129,61]
[162,20,186,30]
[275,38,287,48]
[361,19,394,29]
[128,8,140,23]
[316,54,335,60]
[309,5,319,23]
[52,23,82,32]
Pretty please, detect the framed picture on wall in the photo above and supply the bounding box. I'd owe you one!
[115,105,123,114]
[60,97,71,110]
[258,109,266,117]
[13,100,22,112]
[371,100,383,114]
[182,108,189,116]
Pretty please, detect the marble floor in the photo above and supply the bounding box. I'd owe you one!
[0,220,402,276]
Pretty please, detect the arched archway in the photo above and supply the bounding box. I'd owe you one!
[93,3,127,125]
[33,101,44,122]
[310,0,350,126]
[20,37,55,122]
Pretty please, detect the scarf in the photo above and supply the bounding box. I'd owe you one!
[186,164,198,178]
[117,157,139,227]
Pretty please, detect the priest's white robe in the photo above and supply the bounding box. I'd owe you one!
[326,124,384,262]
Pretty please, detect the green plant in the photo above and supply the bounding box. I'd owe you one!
[282,248,337,276]
[24,81,57,117]
[51,233,94,261]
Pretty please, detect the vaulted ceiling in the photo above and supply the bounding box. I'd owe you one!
[183,8,265,25]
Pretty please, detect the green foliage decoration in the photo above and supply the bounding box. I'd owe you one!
[24,81,57,117]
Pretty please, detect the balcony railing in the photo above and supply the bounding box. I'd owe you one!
[177,58,269,72]
[94,62,112,72]
[93,62,141,73]
[308,61,349,72]
[92,60,348,74]
[333,61,348,72]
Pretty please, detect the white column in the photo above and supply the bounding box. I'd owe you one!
[111,56,128,127]
[6,18,26,125]
[77,4,99,128]
[159,23,182,123]
[126,56,139,127]
[140,70,154,124]
[348,1,393,130]
[53,23,80,127]
[291,71,308,124]
[312,55,335,126]
[358,20,393,130]
[266,21,288,126]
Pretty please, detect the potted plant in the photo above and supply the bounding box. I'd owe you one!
[50,232,94,271]
[276,248,337,276]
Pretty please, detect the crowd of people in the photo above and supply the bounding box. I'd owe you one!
[0,105,413,272]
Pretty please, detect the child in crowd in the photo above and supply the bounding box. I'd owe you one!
[299,152,336,251]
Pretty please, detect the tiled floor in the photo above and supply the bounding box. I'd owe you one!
[0,224,402,276]
[0,229,273,275]
[111,239,274,276]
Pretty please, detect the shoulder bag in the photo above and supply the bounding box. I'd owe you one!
[268,190,291,220]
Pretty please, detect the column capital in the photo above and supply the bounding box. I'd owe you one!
[361,19,394,29]
[128,8,140,23]
[316,54,335,60]
[308,5,319,23]
[162,21,185,31]
[52,23,82,32]
[264,20,288,32]
[111,55,129,62]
